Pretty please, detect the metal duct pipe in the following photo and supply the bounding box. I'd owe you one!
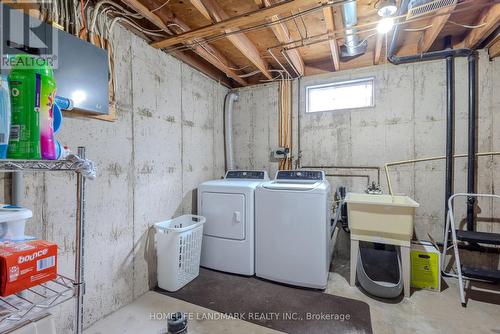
[387,0,410,60]
[467,53,478,231]
[224,91,239,171]
[340,1,367,58]
[445,36,454,224]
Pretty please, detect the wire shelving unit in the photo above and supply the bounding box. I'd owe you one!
[0,147,92,334]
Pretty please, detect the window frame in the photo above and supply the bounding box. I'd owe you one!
[305,77,375,114]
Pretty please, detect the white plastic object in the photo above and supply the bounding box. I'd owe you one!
[154,215,206,292]
[234,211,241,223]
[345,193,419,246]
[0,206,33,241]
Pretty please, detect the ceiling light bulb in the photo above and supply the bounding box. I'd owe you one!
[378,0,397,17]
[377,17,395,34]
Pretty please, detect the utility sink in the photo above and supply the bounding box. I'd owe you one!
[345,193,419,246]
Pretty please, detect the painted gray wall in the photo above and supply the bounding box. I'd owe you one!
[233,51,500,265]
[2,25,227,332]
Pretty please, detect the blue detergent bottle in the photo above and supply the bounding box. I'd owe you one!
[0,75,11,158]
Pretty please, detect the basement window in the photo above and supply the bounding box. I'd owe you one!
[306,78,374,113]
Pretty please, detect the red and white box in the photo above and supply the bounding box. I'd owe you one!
[0,240,58,296]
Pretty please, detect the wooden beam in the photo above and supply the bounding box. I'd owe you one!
[121,0,246,86]
[420,5,456,53]
[254,0,264,7]
[188,0,273,79]
[121,0,169,31]
[189,0,213,21]
[374,33,383,65]
[463,3,500,49]
[171,51,232,87]
[263,0,304,76]
[489,38,500,58]
[322,7,340,71]
[151,0,325,49]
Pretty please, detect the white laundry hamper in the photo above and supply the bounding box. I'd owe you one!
[154,214,206,292]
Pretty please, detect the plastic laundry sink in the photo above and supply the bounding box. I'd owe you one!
[345,193,419,246]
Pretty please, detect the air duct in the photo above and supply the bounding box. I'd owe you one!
[224,91,239,171]
[340,1,367,59]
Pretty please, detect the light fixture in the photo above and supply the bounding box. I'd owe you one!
[377,17,395,34]
[377,0,397,17]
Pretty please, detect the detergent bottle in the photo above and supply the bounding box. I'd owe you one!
[8,54,57,160]
[0,75,11,159]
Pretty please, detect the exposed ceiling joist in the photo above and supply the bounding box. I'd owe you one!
[192,42,247,85]
[374,33,383,65]
[171,51,232,87]
[420,5,456,53]
[188,0,273,79]
[121,0,246,86]
[489,38,500,58]
[151,0,325,49]
[262,0,304,76]
[189,0,213,22]
[322,6,340,71]
[463,3,500,49]
[121,0,169,31]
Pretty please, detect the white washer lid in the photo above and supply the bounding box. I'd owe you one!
[0,205,33,222]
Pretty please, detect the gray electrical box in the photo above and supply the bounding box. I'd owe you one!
[1,4,109,115]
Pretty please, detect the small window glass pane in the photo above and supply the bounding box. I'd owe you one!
[306,78,374,113]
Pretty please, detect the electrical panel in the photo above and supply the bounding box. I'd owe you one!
[1,4,109,115]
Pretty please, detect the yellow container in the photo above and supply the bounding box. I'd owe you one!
[411,241,441,291]
[345,193,419,246]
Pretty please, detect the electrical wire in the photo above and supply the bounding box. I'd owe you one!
[259,70,289,82]
[80,0,86,30]
[164,1,333,53]
[292,12,304,40]
[404,24,433,32]
[299,12,308,39]
[163,0,492,54]
[448,20,487,29]
[90,0,143,33]
[151,0,172,13]
[109,17,167,36]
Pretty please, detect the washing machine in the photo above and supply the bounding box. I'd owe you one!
[198,170,269,275]
[255,170,332,289]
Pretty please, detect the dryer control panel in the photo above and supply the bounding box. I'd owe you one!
[225,171,268,179]
[275,170,325,181]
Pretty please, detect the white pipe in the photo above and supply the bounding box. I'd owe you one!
[224,91,239,171]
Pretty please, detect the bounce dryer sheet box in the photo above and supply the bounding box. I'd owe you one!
[0,240,57,296]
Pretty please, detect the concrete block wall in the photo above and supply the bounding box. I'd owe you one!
[232,51,500,265]
[0,25,227,332]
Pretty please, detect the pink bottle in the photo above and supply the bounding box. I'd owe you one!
[40,89,57,160]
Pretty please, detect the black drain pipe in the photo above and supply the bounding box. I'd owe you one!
[445,36,455,224]
[387,0,473,65]
[386,0,477,237]
[467,53,478,231]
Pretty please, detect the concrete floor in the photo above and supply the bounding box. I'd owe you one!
[86,260,500,334]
